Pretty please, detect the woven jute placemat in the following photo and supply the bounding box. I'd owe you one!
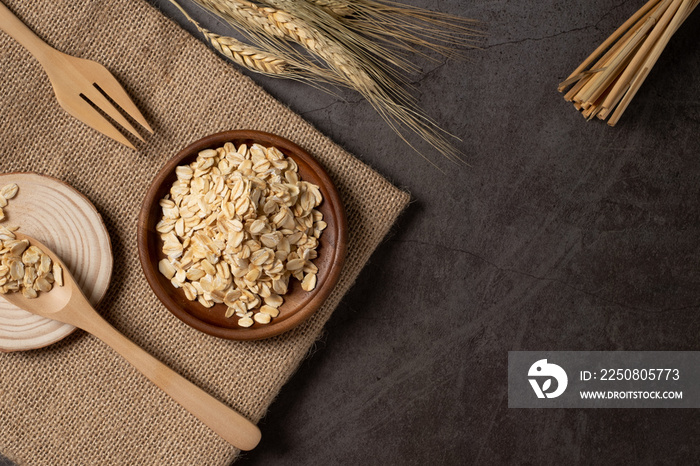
[0,0,409,464]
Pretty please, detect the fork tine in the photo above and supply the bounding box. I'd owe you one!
[56,94,135,149]
[94,75,154,134]
[81,84,144,142]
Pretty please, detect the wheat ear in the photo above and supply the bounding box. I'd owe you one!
[259,0,422,87]
[204,32,287,74]
[197,0,462,161]
[193,0,347,84]
[167,0,288,75]
[194,0,291,41]
[170,0,341,84]
[257,0,463,159]
[194,0,373,82]
[193,0,471,162]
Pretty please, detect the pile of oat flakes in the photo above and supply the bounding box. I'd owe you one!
[157,142,327,327]
[0,183,63,299]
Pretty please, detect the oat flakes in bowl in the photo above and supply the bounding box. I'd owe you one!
[138,130,346,341]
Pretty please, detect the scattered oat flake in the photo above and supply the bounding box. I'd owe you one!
[0,183,18,200]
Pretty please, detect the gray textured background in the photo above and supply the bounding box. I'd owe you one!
[4,0,700,464]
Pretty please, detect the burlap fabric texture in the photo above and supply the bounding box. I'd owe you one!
[0,0,409,464]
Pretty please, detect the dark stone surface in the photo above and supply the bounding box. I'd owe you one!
[4,0,700,464]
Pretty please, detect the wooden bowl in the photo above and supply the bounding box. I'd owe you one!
[137,130,346,340]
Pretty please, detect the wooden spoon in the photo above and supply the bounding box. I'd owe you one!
[2,233,261,451]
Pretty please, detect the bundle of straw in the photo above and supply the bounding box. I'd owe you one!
[559,0,699,126]
[168,0,480,162]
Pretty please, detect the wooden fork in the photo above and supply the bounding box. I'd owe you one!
[0,2,153,149]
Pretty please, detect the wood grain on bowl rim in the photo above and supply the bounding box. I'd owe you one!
[137,130,347,340]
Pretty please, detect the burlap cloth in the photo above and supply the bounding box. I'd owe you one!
[0,0,409,464]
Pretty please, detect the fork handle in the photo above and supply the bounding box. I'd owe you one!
[0,1,55,63]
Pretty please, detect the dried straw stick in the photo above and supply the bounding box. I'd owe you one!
[559,0,698,126]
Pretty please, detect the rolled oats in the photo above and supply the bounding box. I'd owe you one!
[158,143,325,326]
[0,183,63,298]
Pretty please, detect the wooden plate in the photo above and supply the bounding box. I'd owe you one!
[0,173,112,352]
[138,130,347,340]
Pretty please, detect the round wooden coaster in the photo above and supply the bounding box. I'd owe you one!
[0,173,112,352]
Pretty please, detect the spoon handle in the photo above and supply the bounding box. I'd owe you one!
[78,308,261,451]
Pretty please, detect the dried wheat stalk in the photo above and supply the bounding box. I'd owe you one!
[168,0,319,79]
[304,0,481,60]
[192,0,394,94]
[170,0,480,163]
[559,0,699,126]
[251,0,460,155]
